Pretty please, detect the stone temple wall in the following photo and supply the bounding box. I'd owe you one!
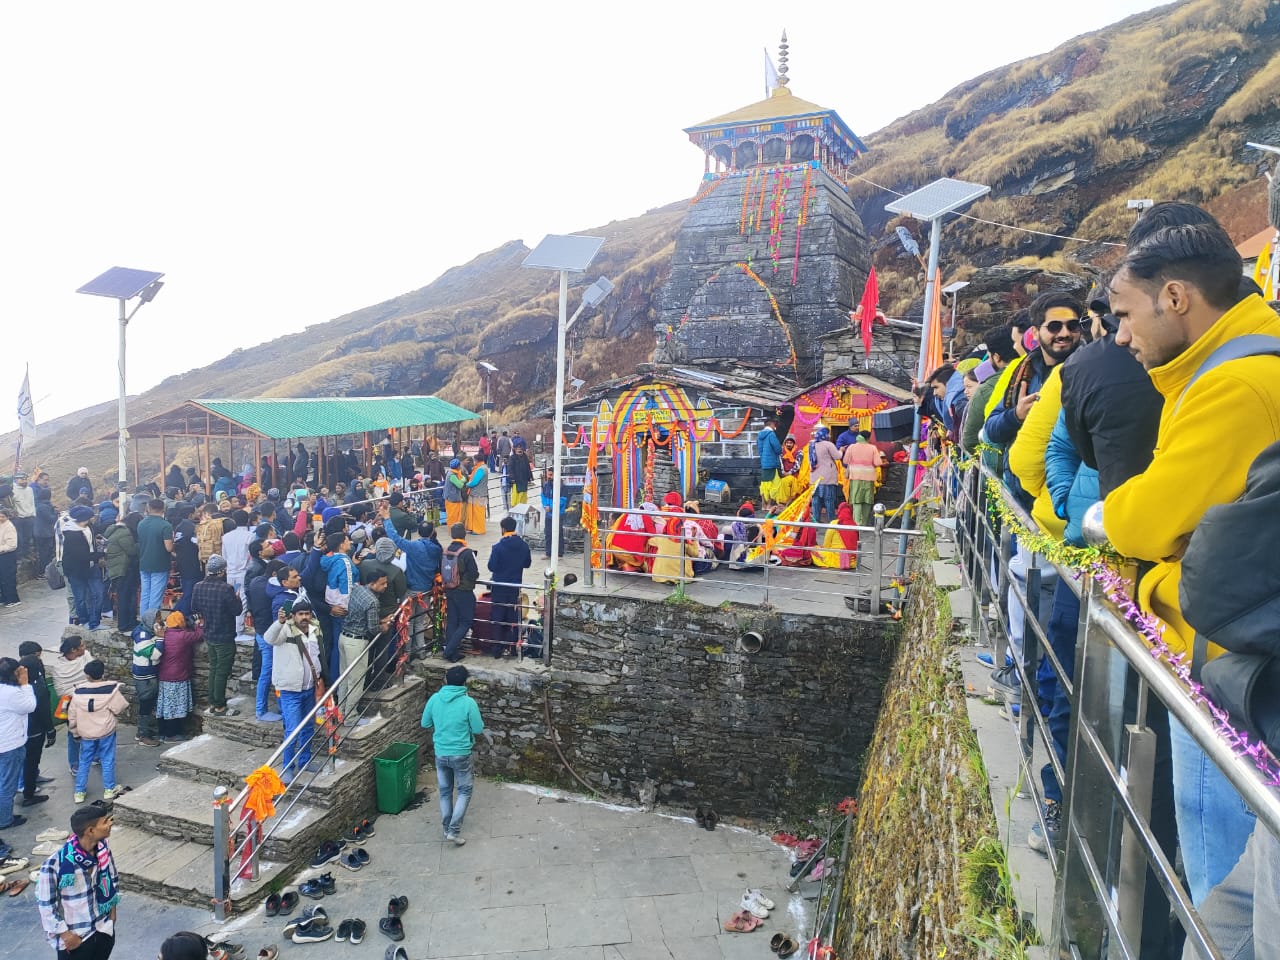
[657,165,873,384]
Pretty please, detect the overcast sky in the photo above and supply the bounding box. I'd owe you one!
[3,0,1167,427]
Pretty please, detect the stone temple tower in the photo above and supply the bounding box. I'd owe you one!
[656,34,873,385]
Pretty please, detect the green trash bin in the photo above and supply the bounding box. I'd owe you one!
[374,742,420,815]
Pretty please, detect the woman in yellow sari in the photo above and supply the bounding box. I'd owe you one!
[464,456,488,535]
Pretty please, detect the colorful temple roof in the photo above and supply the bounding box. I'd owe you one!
[683,33,867,171]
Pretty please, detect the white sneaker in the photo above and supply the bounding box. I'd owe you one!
[739,894,769,919]
[744,887,776,910]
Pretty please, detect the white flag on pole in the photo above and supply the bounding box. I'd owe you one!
[17,366,35,441]
[764,48,779,97]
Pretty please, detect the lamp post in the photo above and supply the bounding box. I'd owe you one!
[522,235,612,570]
[76,266,165,489]
[885,179,988,579]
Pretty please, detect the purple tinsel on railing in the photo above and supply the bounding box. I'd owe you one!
[1088,560,1280,788]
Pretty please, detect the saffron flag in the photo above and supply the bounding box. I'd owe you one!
[764,49,779,97]
[17,366,35,441]
[855,268,880,362]
[925,271,945,378]
[1254,239,1274,300]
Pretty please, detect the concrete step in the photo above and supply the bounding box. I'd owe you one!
[201,674,426,760]
[110,823,289,914]
[931,559,962,589]
[157,733,379,810]
[112,774,330,865]
[934,539,957,560]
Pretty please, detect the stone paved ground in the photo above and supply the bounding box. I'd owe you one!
[215,782,809,960]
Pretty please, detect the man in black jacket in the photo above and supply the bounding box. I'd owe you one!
[441,524,478,664]
[192,554,243,716]
[17,642,54,806]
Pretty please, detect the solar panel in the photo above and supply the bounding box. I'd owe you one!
[885,178,990,222]
[76,266,165,300]
[522,235,605,272]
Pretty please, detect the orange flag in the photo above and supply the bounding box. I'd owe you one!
[924,270,945,377]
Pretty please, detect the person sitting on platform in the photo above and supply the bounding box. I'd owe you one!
[682,501,723,574]
[721,503,762,570]
[812,501,860,571]
[605,508,655,573]
[648,516,700,586]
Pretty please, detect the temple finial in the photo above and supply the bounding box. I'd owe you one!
[778,31,790,87]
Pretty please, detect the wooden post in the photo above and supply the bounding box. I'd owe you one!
[159,435,166,489]
[254,437,262,489]
[203,434,212,496]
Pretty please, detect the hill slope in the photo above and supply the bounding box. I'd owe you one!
[13,0,1280,489]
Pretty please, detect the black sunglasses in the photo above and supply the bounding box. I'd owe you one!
[1044,319,1082,334]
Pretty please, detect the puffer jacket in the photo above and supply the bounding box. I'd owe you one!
[68,679,128,740]
[103,523,138,580]
[264,619,322,693]
[1044,411,1098,548]
[1006,366,1067,541]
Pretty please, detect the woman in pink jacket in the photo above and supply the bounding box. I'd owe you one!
[156,612,204,743]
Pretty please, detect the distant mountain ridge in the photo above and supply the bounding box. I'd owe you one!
[11,0,1280,489]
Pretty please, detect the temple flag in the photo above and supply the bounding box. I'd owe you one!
[925,272,945,377]
[764,50,779,97]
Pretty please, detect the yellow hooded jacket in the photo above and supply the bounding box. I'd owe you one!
[1104,294,1280,658]
[1007,365,1067,541]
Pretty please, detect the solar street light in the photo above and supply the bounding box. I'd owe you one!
[522,236,612,568]
[76,266,165,488]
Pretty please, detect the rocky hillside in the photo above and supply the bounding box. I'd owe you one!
[11,0,1280,489]
[853,0,1280,322]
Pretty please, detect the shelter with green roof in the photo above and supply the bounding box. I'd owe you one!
[109,396,478,490]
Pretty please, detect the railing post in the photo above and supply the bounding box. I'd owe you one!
[542,566,554,666]
[583,530,593,588]
[871,503,885,612]
[761,530,771,605]
[212,785,230,922]
[1020,558,1043,769]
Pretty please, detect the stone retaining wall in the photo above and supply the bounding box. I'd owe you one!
[406,592,899,821]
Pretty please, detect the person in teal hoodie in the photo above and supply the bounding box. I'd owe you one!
[421,665,487,844]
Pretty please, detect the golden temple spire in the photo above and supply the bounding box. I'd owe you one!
[777,31,790,88]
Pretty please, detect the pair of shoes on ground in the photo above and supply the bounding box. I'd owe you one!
[264,891,299,916]
[72,785,129,805]
[206,706,241,717]
[1028,799,1062,855]
[256,712,283,723]
[739,888,776,920]
[335,918,367,943]
[342,818,377,843]
[380,895,409,941]
[339,848,370,871]
[21,794,50,807]
[770,933,800,956]
[443,827,465,845]
[693,807,719,830]
[286,906,333,943]
[298,872,336,899]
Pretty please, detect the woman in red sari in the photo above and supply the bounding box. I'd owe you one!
[606,509,655,572]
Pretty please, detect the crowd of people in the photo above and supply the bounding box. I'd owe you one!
[928,202,1280,957]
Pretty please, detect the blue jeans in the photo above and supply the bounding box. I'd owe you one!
[177,574,198,618]
[67,574,104,629]
[279,688,316,779]
[254,634,274,716]
[328,615,345,679]
[67,733,80,773]
[436,754,474,835]
[1038,580,1079,805]
[0,745,23,827]
[1170,716,1258,906]
[811,484,837,525]
[1187,822,1280,960]
[139,570,169,616]
[75,733,117,795]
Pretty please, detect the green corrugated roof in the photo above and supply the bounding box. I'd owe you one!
[193,396,479,440]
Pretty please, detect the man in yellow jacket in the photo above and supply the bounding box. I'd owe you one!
[1104,219,1280,908]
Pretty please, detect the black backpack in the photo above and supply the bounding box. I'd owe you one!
[1182,438,1280,752]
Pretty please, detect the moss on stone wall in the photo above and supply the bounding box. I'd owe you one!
[835,552,1025,959]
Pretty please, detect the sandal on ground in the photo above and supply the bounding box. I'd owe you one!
[386,895,408,918]
[277,891,299,916]
[722,910,762,933]
[265,893,281,916]
[771,933,786,952]
[256,949,278,960]
[379,916,405,942]
[0,880,8,894]
[777,937,799,957]
[385,947,408,960]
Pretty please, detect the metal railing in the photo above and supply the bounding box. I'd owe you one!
[934,459,1280,959]
[211,571,556,918]
[586,503,922,613]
